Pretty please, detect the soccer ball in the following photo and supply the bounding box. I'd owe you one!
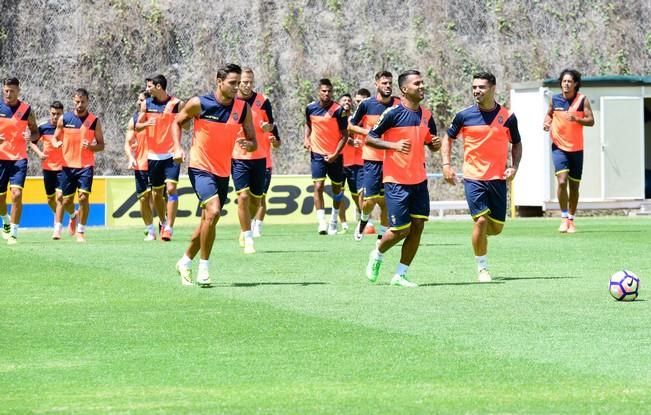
[609,270,640,301]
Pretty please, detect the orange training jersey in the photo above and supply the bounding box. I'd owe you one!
[447,104,521,180]
[38,122,62,171]
[61,111,97,169]
[190,93,248,177]
[305,101,347,156]
[0,100,31,161]
[368,103,437,185]
[132,111,148,171]
[550,93,586,152]
[350,96,401,162]
[144,96,180,157]
[233,92,272,160]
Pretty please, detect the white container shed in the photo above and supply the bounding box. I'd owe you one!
[510,75,651,215]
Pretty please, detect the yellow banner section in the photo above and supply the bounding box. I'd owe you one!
[16,177,106,203]
[107,175,358,228]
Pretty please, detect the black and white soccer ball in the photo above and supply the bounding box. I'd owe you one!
[609,270,640,301]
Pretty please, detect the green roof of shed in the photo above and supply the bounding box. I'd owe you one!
[543,75,651,87]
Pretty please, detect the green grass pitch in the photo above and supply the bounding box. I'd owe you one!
[1,217,650,414]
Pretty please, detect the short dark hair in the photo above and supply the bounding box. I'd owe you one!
[74,88,89,98]
[151,74,167,90]
[356,88,371,98]
[145,77,152,83]
[559,68,581,91]
[472,71,496,86]
[319,78,333,88]
[3,78,19,87]
[217,63,242,81]
[50,101,64,110]
[375,71,393,81]
[339,93,352,100]
[398,70,421,89]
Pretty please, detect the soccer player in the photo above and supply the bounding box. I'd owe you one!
[53,88,105,242]
[349,71,401,244]
[543,69,594,233]
[173,63,257,287]
[0,77,39,244]
[441,72,522,282]
[304,78,348,235]
[29,101,66,239]
[336,93,359,233]
[137,74,183,241]
[252,125,281,238]
[125,90,156,241]
[364,70,441,287]
[232,67,276,254]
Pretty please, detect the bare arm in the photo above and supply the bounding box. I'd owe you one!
[135,100,153,132]
[505,141,522,181]
[427,135,441,153]
[29,141,46,159]
[576,98,595,126]
[172,96,201,163]
[87,120,105,152]
[124,118,137,168]
[441,134,457,185]
[52,116,64,148]
[366,135,410,153]
[303,123,311,150]
[348,124,369,136]
[237,104,257,152]
[27,111,39,143]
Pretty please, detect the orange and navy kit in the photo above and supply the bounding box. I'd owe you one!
[59,111,98,196]
[131,111,150,197]
[188,93,248,207]
[144,96,181,188]
[368,103,437,230]
[0,100,31,195]
[305,101,347,183]
[232,92,274,197]
[350,96,401,198]
[550,93,586,181]
[447,104,521,223]
[38,122,63,197]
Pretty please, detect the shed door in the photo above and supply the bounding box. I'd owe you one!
[601,96,644,199]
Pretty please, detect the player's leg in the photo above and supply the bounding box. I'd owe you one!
[566,151,583,233]
[465,179,493,282]
[328,162,344,236]
[74,167,93,242]
[366,183,409,283]
[552,145,571,232]
[311,152,328,234]
[0,162,10,239]
[161,159,180,241]
[253,167,272,237]
[148,160,167,235]
[43,170,58,215]
[5,159,27,244]
[356,161,384,240]
[243,159,265,252]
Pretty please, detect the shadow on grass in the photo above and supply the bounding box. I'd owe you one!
[418,281,506,287]
[227,282,329,287]
[494,276,578,281]
[418,243,463,247]
[261,250,324,254]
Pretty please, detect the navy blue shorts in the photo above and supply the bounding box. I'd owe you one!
[343,165,363,196]
[231,158,266,197]
[552,144,583,181]
[43,169,62,197]
[148,158,180,188]
[463,178,507,223]
[0,159,28,194]
[134,169,151,198]
[188,167,229,208]
[311,152,344,185]
[384,180,430,230]
[60,166,94,197]
[362,160,384,199]
[262,168,272,195]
